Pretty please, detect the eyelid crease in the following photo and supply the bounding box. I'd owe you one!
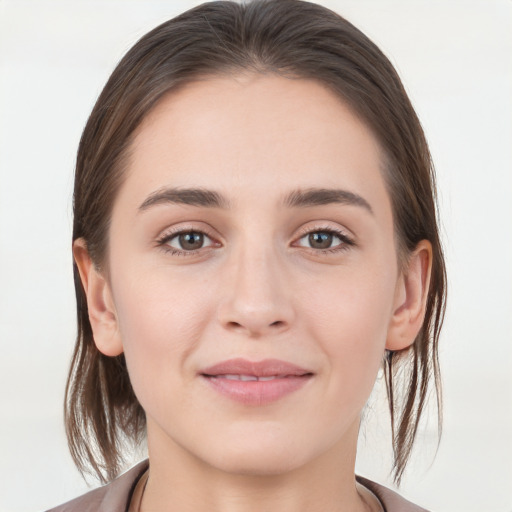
[294,222,354,241]
[156,219,218,239]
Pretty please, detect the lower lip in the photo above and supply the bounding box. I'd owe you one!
[201,375,312,405]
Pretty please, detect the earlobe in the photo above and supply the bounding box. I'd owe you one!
[73,239,124,357]
[386,240,432,351]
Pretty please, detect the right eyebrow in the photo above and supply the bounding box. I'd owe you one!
[138,187,231,211]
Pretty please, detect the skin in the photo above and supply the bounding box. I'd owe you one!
[75,74,432,512]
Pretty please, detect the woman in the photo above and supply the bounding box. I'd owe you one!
[49,1,446,511]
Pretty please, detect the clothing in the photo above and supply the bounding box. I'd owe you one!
[46,459,429,512]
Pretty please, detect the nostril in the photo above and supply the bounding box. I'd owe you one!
[225,319,286,333]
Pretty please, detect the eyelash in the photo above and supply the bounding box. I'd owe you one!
[156,226,219,257]
[294,225,355,255]
[156,225,355,258]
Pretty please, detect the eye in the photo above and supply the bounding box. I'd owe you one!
[157,229,217,255]
[295,227,354,253]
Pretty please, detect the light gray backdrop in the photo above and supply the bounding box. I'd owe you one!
[0,1,511,511]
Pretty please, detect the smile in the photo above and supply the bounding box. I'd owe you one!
[214,374,288,381]
[200,358,313,405]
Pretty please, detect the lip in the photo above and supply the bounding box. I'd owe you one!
[200,358,314,405]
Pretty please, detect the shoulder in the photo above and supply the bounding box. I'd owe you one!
[356,475,430,512]
[46,460,149,512]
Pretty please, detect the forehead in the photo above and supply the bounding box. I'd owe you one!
[122,74,388,213]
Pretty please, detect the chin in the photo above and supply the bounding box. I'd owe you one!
[200,430,319,477]
[213,449,307,477]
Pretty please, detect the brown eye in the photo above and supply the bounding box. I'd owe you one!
[308,232,335,249]
[179,232,204,250]
[166,231,214,251]
[297,230,343,250]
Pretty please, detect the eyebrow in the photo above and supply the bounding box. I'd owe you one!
[139,187,229,211]
[283,187,373,213]
[138,186,373,214]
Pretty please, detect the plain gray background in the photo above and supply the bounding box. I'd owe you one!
[0,1,511,511]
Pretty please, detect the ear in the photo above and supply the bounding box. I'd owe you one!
[386,240,432,351]
[73,238,123,356]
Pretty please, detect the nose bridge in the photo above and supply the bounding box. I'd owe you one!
[217,230,294,336]
[235,241,278,300]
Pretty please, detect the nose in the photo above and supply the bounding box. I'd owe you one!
[216,245,295,338]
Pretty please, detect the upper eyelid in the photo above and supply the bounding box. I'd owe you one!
[294,223,354,242]
[157,223,218,241]
[294,228,354,250]
[296,228,346,240]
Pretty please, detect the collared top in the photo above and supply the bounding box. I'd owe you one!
[46,460,429,512]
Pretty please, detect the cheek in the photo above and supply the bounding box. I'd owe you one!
[110,269,213,401]
[302,263,395,393]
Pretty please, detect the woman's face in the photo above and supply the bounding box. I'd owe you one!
[94,75,409,475]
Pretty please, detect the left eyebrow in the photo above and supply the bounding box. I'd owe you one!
[283,187,373,214]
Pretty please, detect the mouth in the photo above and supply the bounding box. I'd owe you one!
[200,358,314,405]
[209,374,294,381]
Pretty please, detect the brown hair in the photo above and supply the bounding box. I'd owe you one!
[66,0,446,485]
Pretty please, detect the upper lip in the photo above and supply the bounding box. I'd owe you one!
[201,358,312,377]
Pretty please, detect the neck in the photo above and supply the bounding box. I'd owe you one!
[140,419,373,512]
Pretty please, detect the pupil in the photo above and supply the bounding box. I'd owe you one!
[309,232,332,249]
[180,232,203,250]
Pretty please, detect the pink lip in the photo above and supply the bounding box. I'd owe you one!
[200,358,313,406]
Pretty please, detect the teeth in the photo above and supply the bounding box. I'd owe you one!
[240,375,258,381]
[217,374,280,381]
[222,374,257,381]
